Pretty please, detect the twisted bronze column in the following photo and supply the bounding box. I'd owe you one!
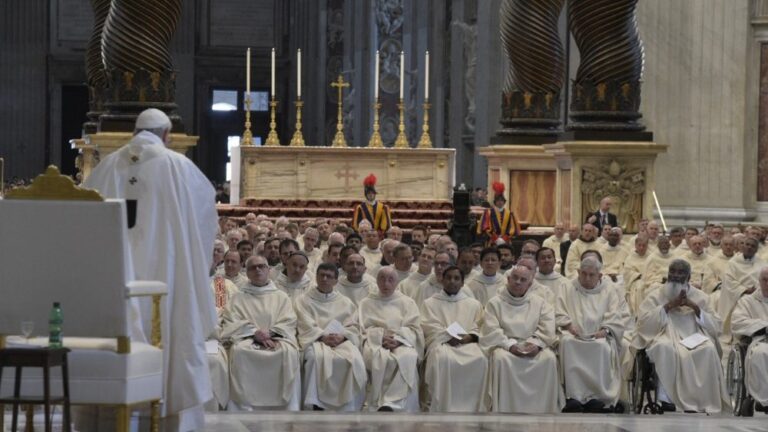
[83,0,110,135]
[498,0,565,137]
[568,0,645,131]
[99,0,183,131]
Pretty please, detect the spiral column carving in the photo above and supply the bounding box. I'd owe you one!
[567,0,645,131]
[83,0,111,134]
[498,0,565,136]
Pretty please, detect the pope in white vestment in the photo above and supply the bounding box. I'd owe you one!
[359,267,424,411]
[421,267,489,412]
[481,266,562,413]
[730,267,768,406]
[221,256,301,410]
[295,264,367,411]
[556,258,627,412]
[634,259,727,413]
[83,109,218,430]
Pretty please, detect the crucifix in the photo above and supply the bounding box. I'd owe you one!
[334,163,359,188]
[331,74,350,147]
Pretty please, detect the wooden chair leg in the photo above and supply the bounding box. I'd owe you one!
[150,400,161,432]
[116,405,130,432]
[12,366,21,431]
[24,405,34,432]
[0,403,4,432]
[43,365,51,432]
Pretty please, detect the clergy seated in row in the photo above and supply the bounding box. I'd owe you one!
[301,227,323,270]
[336,249,378,307]
[222,255,302,410]
[623,234,650,314]
[237,239,255,264]
[466,247,505,307]
[565,223,600,278]
[392,243,416,282]
[263,238,282,277]
[601,228,629,284]
[359,267,424,411]
[274,250,313,301]
[398,246,435,299]
[730,266,768,408]
[226,229,244,251]
[534,247,570,301]
[498,243,516,273]
[457,248,481,281]
[360,228,383,268]
[221,250,248,289]
[421,266,489,412]
[270,238,299,280]
[672,227,699,257]
[480,265,561,413]
[542,223,566,265]
[295,263,367,411]
[682,235,719,294]
[557,257,628,413]
[515,256,556,307]
[367,239,397,277]
[634,259,727,413]
[406,252,475,309]
[719,237,764,345]
[641,236,675,296]
[211,239,227,276]
[208,274,240,410]
[707,224,725,255]
[711,235,736,280]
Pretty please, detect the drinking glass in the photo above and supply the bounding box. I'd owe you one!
[20,320,34,344]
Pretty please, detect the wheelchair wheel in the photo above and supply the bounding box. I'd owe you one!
[727,344,753,416]
[630,351,646,414]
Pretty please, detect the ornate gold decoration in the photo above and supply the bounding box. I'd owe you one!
[368,100,384,148]
[241,94,254,146]
[331,75,350,147]
[0,157,4,197]
[394,99,409,148]
[6,166,104,201]
[0,334,6,349]
[151,294,163,348]
[290,100,305,147]
[150,400,161,432]
[116,405,130,432]
[581,159,645,232]
[117,336,131,354]
[265,98,280,146]
[418,101,433,148]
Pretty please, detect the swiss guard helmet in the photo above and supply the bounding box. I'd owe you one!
[364,173,377,196]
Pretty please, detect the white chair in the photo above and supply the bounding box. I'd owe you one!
[0,167,166,432]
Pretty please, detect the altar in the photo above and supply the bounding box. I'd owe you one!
[231,146,455,204]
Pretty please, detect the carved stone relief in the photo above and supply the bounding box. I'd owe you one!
[581,160,645,232]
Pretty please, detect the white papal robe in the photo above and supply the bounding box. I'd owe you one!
[421,291,488,412]
[466,272,506,307]
[295,288,367,411]
[221,282,301,410]
[556,279,627,406]
[358,291,424,411]
[480,288,561,413]
[335,273,377,307]
[731,290,768,405]
[634,284,726,413]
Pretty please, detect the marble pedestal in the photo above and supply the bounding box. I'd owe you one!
[542,141,668,232]
[71,132,199,181]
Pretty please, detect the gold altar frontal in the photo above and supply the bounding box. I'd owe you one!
[234,146,456,203]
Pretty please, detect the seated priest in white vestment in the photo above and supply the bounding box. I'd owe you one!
[295,263,367,411]
[263,238,284,279]
[556,257,628,413]
[274,251,313,301]
[222,255,301,411]
[268,238,299,280]
[466,247,506,306]
[719,237,765,344]
[398,246,435,299]
[367,239,397,277]
[731,266,768,407]
[711,235,736,280]
[207,275,239,411]
[634,259,727,413]
[335,250,377,307]
[421,266,489,412]
[301,227,323,271]
[221,250,248,289]
[681,235,719,294]
[623,234,650,314]
[391,243,415,282]
[542,223,566,265]
[565,224,600,278]
[211,239,226,276]
[358,267,424,411]
[480,266,561,413]
[407,252,475,308]
[601,228,629,284]
[515,256,555,306]
[641,236,675,297]
[359,229,383,265]
[534,247,570,302]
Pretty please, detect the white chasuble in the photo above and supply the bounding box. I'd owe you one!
[730,290,768,405]
[719,255,764,343]
[335,273,377,307]
[466,272,506,307]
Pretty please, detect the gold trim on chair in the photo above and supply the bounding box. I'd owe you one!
[117,336,131,354]
[5,165,103,201]
[0,334,6,349]
[151,295,163,348]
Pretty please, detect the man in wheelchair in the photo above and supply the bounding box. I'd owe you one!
[634,259,727,413]
[730,266,768,414]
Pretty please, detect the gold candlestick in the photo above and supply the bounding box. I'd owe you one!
[417,100,433,148]
[290,100,305,147]
[265,97,280,146]
[241,95,254,146]
[368,99,384,148]
[394,99,409,148]
[331,75,350,147]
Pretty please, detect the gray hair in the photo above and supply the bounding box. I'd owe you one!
[579,256,603,272]
[669,258,691,275]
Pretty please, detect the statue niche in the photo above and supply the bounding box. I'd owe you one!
[581,160,644,232]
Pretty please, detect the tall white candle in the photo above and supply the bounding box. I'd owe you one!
[399,51,404,99]
[424,51,429,100]
[374,50,380,99]
[297,49,302,99]
[246,47,251,94]
[271,48,275,97]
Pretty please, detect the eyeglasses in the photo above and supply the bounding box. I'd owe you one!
[247,263,269,271]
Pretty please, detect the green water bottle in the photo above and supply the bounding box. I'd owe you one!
[48,302,63,348]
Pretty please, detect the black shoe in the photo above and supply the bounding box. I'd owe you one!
[312,404,324,411]
[562,398,584,413]
[660,401,676,412]
[613,401,626,413]
[584,399,608,413]
[377,406,394,412]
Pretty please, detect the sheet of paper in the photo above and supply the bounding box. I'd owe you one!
[324,319,345,335]
[205,340,220,355]
[680,333,709,350]
[446,321,468,339]
[393,334,414,348]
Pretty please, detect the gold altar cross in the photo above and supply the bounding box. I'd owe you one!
[331,75,350,147]
[334,164,359,187]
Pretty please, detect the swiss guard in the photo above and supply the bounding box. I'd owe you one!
[352,173,392,233]
[476,181,521,245]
